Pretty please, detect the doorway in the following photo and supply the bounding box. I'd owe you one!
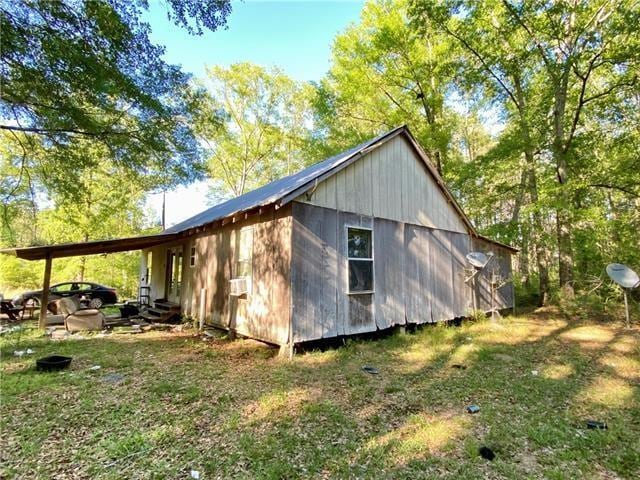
[165,247,183,303]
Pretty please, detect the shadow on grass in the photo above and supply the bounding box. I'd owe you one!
[1,312,638,479]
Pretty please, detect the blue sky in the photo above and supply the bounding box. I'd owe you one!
[144,1,364,226]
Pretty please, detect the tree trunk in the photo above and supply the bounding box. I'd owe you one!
[552,69,575,295]
[79,232,89,281]
[556,203,574,295]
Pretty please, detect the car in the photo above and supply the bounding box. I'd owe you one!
[13,282,118,310]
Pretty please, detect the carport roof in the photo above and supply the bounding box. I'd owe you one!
[0,232,181,261]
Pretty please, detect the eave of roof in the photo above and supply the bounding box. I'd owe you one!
[0,232,180,261]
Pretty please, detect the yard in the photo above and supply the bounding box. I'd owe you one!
[1,310,638,479]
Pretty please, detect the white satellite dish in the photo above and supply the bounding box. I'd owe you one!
[606,263,639,329]
[466,251,491,269]
[606,263,640,289]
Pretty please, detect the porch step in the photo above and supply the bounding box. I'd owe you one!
[138,300,181,324]
[154,300,180,312]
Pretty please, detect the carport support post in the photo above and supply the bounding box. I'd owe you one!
[38,253,52,329]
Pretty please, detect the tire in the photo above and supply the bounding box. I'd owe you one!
[89,297,103,309]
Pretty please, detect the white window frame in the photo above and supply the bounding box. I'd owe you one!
[236,226,254,294]
[346,225,374,295]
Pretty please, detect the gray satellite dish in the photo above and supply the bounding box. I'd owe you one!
[606,263,640,289]
[466,252,489,269]
[606,263,639,329]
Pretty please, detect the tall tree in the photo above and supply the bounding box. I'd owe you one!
[0,0,232,194]
[194,63,315,200]
[315,0,457,174]
[411,0,639,300]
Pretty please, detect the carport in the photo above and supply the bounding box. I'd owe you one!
[0,233,180,328]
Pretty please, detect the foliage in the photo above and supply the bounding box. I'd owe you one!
[0,0,232,296]
[407,0,640,302]
[314,0,458,174]
[0,0,232,188]
[195,63,316,200]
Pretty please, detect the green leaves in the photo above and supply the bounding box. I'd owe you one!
[194,63,315,200]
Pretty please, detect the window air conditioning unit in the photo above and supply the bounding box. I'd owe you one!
[230,277,249,296]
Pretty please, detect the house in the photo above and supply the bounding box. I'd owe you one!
[2,126,516,351]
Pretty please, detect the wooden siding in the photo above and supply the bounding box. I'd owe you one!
[299,135,467,234]
[143,206,292,346]
[291,203,512,343]
[471,237,514,311]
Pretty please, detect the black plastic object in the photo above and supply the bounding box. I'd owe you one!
[586,420,607,430]
[467,405,480,414]
[36,355,72,372]
[362,365,379,375]
[479,446,495,460]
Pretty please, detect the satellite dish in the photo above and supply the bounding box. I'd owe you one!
[466,252,489,269]
[606,263,640,289]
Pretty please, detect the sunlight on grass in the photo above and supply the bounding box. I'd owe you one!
[472,318,567,345]
[396,344,443,373]
[578,377,635,408]
[542,363,575,380]
[610,335,638,354]
[599,354,640,380]
[299,349,341,365]
[448,343,479,366]
[365,412,468,465]
[2,314,639,479]
[559,325,615,349]
[242,387,317,423]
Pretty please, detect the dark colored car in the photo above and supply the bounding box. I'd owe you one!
[13,282,118,310]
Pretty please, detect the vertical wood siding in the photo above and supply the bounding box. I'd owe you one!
[291,202,514,343]
[299,135,467,234]
[144,206,292,346]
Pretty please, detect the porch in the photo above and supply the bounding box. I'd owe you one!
[0,232,184,329]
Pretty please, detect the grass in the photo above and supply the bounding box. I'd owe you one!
[1,308,639,479]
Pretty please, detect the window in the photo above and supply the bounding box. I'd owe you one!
[51,283,73,293]
[347,227,373,293]
[237,228,253,281]
[189,246,196,267]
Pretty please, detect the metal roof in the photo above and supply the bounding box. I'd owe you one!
[164,126,408,233]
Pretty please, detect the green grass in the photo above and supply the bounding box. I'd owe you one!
[1,309,639,479]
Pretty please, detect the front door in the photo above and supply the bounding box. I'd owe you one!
[165,247,183,303]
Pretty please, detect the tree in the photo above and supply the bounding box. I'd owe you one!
[411,0,639,300]
[0,0,232,191]
[194,63,315,200]
[315,0,458,175]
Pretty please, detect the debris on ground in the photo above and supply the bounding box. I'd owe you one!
[89,365,102,371]
[190,470,200,479]
[586,420,607,430]
[0,325,23,335]
[13,348,35,357]
[102,373,125,384]
[466,405,480,414]
[531,370,539,376]
[451,364,467,370]
[361,365,379,375]
[479,446,495,460]
[51,330,71,340]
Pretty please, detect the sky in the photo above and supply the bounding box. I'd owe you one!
[144,1,364,227]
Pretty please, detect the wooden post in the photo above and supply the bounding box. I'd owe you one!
[38,253,52,329]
